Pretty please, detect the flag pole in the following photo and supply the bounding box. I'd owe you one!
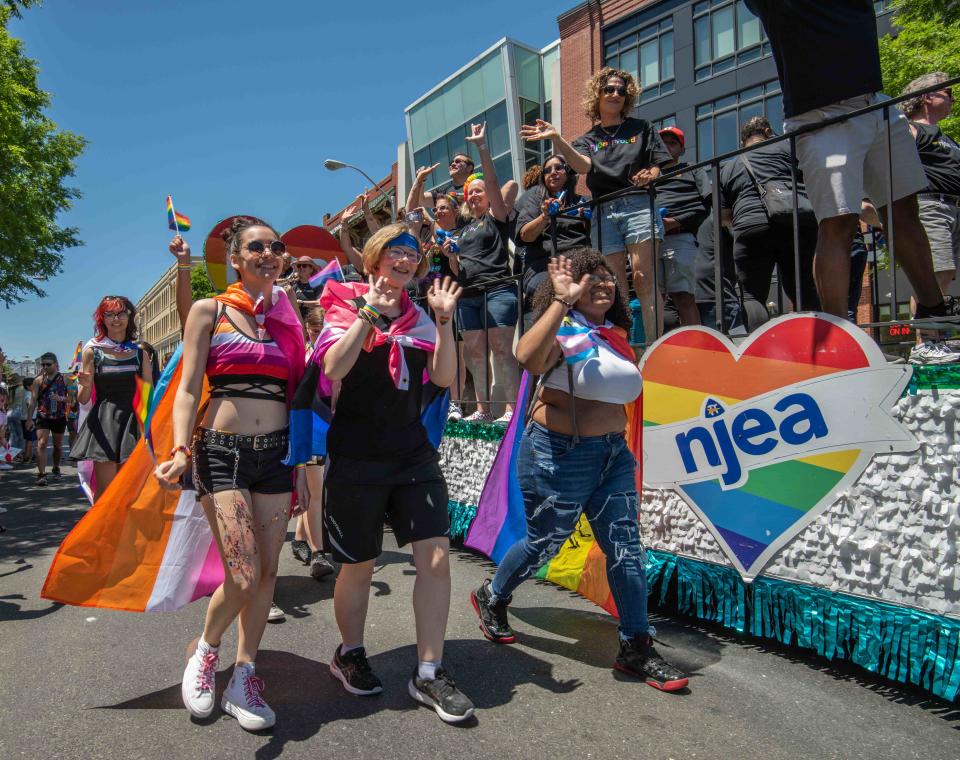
[169,193,181,236]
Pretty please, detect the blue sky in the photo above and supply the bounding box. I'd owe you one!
[2,0,562,367]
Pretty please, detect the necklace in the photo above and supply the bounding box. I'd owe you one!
[599,120,623,140]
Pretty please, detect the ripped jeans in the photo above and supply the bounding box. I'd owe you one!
[490,422,650,637]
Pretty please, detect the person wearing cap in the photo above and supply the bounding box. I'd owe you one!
[293,256,322,317]
[654,127,711,327]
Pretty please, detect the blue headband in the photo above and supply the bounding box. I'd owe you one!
[387,231,421,253]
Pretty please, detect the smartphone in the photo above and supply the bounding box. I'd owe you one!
[405,210,424,223]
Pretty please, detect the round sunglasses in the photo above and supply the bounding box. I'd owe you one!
[244,240,286,255]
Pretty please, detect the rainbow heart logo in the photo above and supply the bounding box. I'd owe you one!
[639,314,917,580]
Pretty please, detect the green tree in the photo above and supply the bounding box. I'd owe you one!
[880,8,960,141]
[190,262,217,301]
[0,4,85,306]
[892,0,960,25]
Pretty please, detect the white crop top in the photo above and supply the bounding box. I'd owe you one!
[542,315,642,404]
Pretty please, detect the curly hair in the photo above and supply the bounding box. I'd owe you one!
[530,247,631,331]
[220,216,279,273]
[900,71,950,116]
[582,67,640,123]
[522,164,542,190]
[93,295,137,342]
[361,221,430,279]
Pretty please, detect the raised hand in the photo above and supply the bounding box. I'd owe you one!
[521,119,559,143]
[415,164,440,184]
[427,276,462,320]
[548,255,590,306]
[466,122,487,145]
[169,235,191,263]
[365,274,400,312]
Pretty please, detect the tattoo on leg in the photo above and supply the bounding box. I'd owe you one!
[214,494,258,586]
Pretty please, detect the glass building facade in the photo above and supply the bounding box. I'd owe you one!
[405,39,560,196]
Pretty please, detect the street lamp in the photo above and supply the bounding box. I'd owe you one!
[323,158,396,222]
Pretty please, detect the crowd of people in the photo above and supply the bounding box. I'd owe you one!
[3,0,959,734]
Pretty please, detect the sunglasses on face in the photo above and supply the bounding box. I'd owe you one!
[104,311,129,319]
[587,273,617,285]
[603,84,627,96]
[41,362,53,367]
[383,248,423,263]
[244,240,286,255]
[544,163,568,174]
[294,263,315,269]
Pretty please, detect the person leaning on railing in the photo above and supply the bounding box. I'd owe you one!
[744,0,959,333]
[520,66,673,343]
[448,121,519,424]
[900,72,960,366]
[515,153,591,304]
[719,116,820,330]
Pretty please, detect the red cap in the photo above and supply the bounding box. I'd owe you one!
[659,126,685,150]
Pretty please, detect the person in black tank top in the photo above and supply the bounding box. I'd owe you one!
[71,296,152,500]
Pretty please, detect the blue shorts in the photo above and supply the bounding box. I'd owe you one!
[456,287,519,331]
[591,192,664,255]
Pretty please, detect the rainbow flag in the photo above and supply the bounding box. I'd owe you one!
[67,341,83,376]
[166,195,191,232]
[308,258,344,292]
[132,375,155,459]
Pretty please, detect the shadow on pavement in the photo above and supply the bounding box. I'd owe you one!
[98,640,581,757]
[0,593,64,621]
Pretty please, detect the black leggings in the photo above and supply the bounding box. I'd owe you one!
[733,224,820,330]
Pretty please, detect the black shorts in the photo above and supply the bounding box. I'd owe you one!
[192,427,293,496]
[35,416,66,434]
[324,452,450,564]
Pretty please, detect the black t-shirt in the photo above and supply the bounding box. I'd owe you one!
[456,213,511,291]
[326,342,432,461]
[656,163,712,235]
[912,121,960,196]
[695,214,740,306]
[514,185,591,273]
[720,141,804,234]
[744,0,882,119]
[572,117,673,199]
[293,281,319,316]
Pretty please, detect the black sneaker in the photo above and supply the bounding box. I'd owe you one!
[408,667,475,723]
[329,646,382,696]
[309,551,335,580]
[36,474,47,487]
[470,579,516,643]
[290,539,311,565]
[51,467,61,480]
[914,294,960,331]
[614,635,689,692]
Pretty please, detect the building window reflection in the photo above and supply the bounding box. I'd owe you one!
[695,80,782,160]
[693,0,769,82]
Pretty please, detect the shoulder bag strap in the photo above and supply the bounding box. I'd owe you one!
[739,152,766,199]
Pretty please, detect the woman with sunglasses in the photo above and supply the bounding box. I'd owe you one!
[470,248,689,692]
[154,218,307,732]
[516,153,592,303]
[521,67,673,344]
[70,296,152,500]
[315,223,474,723]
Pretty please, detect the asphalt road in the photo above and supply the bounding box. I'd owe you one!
[1,460,957,760]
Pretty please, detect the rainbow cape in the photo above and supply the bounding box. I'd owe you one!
[287,280,447,465]
[464,322,643,618]
[166,195,191,232]
[42,285,306,612]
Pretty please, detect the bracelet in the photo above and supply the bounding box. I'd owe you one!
[294,463,307,469]
[554,296,574,309]
[169,445,192,460]
[438,316,451,325]
[177,265,192,271]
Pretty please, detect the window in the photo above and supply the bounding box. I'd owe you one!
[693,0,770,82]
[696,81,783,160]
[605,17,675,102]
[873,0,894,13]
[652,114,677,131]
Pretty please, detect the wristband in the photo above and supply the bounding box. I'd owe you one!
[438,316,451,325]
[169,445,192,460]
[294,463,307,469]
[554,296,574,309]
[177,265,192,271]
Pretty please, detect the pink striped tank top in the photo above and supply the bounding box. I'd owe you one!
[206,304,291,402]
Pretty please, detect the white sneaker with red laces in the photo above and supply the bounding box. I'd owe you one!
[222,662,276,731]
[182,642,219,718]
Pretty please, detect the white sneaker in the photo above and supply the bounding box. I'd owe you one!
[182,642,219,718]
[493,410,513,425]
[447,402,463,421]
[222,663,276,731]
[463,410,495,423]
[909,341,960,365]
[267,602,285,622]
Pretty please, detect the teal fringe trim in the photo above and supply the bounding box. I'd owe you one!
[645,549,960,702]
[908,364,960,394]
[447,500,478,542]
[444,419,507,441]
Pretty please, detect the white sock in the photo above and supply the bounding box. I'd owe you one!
[418,660,440,680]
[197,636,219,654]
[340,643,363,656]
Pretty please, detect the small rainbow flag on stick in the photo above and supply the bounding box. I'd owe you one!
[67,341,83,376]
[166,195,191,232]
[132,375,156,463]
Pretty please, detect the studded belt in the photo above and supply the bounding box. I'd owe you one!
[196,427,289,451]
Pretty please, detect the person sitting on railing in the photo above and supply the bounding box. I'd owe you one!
[745,0,959,330]
[520,66,673,344]
[719,116,820,330]
[515,153,591,305]
[654,126,711,327]
[447,122,519,424]
[900,72,960,366]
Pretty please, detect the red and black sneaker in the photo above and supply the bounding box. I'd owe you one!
[470,579,516,644]
[614,634,689,691]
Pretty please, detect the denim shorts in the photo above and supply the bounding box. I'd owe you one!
[659,231,699,295]
[591,192,664,255]
[456,286,519,331]
[192,427,293,495]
